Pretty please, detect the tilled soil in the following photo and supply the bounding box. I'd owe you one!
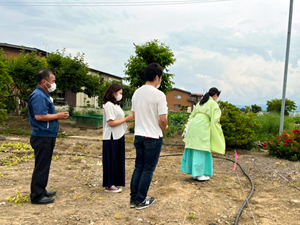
[0,118,300,225]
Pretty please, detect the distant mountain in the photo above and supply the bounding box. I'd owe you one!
[234,104,300,112]
[235,104,267,111]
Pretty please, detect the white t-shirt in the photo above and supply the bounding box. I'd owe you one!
[131,85,168,139]
[103,101,127,140]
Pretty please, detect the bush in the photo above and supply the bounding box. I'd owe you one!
[266,129,300,161]
[0,109,8,126]
[293,117,300,124]
[164,111,190,137]
[129,123,134,133]
[253,113,295,141]
[69,104,75,116]
[219,101,261,149]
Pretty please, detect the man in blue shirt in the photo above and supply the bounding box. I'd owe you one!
[28,69,69,204]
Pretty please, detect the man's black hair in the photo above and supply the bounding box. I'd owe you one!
[144,62,163,82]
[36,69,53,84]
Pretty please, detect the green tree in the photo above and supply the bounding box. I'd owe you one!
[251,104,262,113]
[245,106,251,113]
[0,49,12,125]
[46,49,102,97]
[124,40,176,94]
[96,80,136,108]
[219,101,260,149]
[7,50,47,115]
[266,98,296,116]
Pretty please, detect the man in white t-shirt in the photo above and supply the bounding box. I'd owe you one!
[130,62,168,210]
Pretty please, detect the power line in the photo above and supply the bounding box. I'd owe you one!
[0,0,234,7]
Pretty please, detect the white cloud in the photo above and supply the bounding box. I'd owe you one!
[0,0,300,106]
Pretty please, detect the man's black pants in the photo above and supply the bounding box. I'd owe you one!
[30,135,56,202]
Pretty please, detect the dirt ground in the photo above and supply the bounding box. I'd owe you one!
[0,117,300,225]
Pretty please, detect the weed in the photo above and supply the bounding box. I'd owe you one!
[215,187,224,192]
[115,213,121,220]
[84,177,90,185]
[233,194,244,201]
[67,165,72,170]
[6,192,29,206]
[189,211,196,220]
[94,187,104,193]
[73,192,83,200]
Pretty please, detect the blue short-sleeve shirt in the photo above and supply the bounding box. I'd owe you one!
[28,86,59,137]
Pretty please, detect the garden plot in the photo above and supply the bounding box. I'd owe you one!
[0,118,300,224]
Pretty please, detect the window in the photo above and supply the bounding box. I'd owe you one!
[174,95,182,99]
[190,97,196,102]
[174,104,181,109]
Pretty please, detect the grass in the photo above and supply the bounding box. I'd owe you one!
[253,113,295,141]
[0,127,31,136]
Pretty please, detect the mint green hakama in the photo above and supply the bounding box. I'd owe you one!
[180,97,225,177]
[180,148,213,177]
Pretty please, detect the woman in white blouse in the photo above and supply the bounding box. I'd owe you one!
[102,83,134,193]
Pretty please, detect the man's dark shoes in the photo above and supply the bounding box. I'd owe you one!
[31,196,55,205]
[45,191,56,198]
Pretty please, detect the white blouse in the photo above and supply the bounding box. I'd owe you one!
[102,101,127,140]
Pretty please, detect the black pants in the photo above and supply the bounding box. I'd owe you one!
[30,135,56,202]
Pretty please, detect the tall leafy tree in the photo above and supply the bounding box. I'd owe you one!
[124,39,176,94]
[46,49,101,97]
[251,104,262,113]
[266,98,296,116]
[7,50,47,115]
[96,80,136,108]
[0,49,12,125]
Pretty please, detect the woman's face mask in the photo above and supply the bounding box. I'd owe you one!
[115,94,122,101]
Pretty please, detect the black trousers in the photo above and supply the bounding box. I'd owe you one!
[30,135,56,202]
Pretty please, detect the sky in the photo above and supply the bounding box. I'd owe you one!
[1,0,300,108]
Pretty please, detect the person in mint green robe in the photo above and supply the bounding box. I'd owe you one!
[180,87,225,181]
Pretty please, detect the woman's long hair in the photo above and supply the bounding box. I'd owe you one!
[102,83,123,105]
[200,87,221,105]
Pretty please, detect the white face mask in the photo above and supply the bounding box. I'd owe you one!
[45,80,57,92]
[156,77,161,89]
[116,94,122,101]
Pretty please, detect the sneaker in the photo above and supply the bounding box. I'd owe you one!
[130,199,136,208]
[135,197,155,210]
[105,185,122,193]
[196,176,210,181]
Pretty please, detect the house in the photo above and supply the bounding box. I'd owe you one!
[75,68,122,108]
[0,42,122,107]
[0,43,47,58]
[166,88,203,112]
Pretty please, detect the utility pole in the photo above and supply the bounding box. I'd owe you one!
[279,0,294,133]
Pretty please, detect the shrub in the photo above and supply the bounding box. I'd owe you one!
[129,124,134,133]
[253,113,295,141]
[293,117,300,124]
[164,111,190,136]
[69,104,75,116]
[266,129,300,161]
[219,101,261,149]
